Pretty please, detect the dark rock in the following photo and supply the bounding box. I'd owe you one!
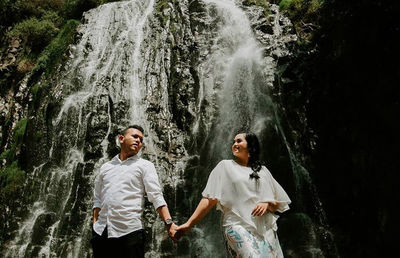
[31,212,56,245]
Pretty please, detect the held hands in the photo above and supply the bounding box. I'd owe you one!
[167,221,192,242]
[167,223,179,243]
[251,201,279,216]
[175,222,192,238]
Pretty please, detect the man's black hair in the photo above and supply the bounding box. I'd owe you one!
[122,124,145,135]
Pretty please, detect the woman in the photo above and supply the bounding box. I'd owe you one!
[176,133,291,257]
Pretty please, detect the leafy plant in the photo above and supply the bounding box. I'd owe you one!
[0,161,25,199]
[243,0,271,16]
[279,0,323,42]
[31,19,80,78]
[8,17,59,52]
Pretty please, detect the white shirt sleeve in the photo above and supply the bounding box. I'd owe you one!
[93,168,103,210]
[142,162,167,210]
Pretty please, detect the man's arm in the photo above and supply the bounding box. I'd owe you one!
[93,207,100,224]
[157,205,178,242]
[92,168,103,225]
[142,163,177,241]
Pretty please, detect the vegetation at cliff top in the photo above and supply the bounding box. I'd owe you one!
[241,0,323,43]
[243,0,271,16]
[278,0,323,42]
[1,0,123,70]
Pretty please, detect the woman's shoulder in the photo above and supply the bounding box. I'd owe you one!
[220,159,233,164]
[260,165,272,175]
[214,159,233,166]
[211,159,232,173]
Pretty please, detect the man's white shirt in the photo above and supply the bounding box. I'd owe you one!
[93,154,167,238]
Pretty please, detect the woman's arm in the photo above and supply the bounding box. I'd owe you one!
[176,197,218,236]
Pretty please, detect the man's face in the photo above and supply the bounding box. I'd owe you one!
[119,128,144,156]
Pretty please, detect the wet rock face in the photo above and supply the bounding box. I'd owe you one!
[3,1,334,257]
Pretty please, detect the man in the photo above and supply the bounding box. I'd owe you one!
[91,125,177,257]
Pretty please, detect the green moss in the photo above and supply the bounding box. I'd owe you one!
[34,130,43,142]
[0,161,25,199]
[155,0,170,27]
[279,0,323,18]
[0,149,12,162]
[31,19,80,79]
[0,118,27,165]
[14,118,28,145]
[279,0,295,9]
[0,0,20,29]
[156,0,169,12]
[243,0,271,15]
[41,9,64,27]
[31,83,41,96]
[307,0,323,14]
[279,0,323,43]
[8,17,59,52]
[62,0,100,19]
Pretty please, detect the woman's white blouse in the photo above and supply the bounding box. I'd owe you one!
[202,160,291,237]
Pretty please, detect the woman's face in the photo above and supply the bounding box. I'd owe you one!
[232,133,249,160]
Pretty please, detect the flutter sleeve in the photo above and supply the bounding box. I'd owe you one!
[265,167,291,212]
[201,160,226,200]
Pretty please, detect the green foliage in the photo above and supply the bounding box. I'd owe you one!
[31,83,41,96]
[243,0,271,16]
[279,0,323,19]
[14,118,28,145]
[279,0,295,9]
[0,118,28,165]
[62,0,100,19]
[41,9,64,27]
[156,0,169,11]
[16,0,66,17]
[0,161,25,199]
[0,0,20,28]
[0,149,12,162]
[31,19,80,78]
[155,0,170,27]
[279,0,323,42]
[8,17,59,52]
[0,160,26,248]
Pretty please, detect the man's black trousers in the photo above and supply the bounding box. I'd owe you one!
[91,227,145,258]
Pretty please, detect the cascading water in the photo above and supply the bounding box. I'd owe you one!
[4,0,336,257]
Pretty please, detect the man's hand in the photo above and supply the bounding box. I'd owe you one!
[93,208,100,224]
[167,223,178,243]
[175,222,192,240]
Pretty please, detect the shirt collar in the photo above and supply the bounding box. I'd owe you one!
[113,154,140,163]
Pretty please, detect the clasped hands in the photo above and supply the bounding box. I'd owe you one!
[166,222,190,243]
[166,201,278,243]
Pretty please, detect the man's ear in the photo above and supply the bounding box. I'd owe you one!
[118,134,124,144]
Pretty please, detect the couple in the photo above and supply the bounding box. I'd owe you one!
[91,125,291,258]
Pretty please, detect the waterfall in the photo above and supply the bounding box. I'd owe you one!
[4,0,336,257]
[6,1,162,257]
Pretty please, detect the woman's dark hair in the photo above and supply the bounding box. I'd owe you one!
[245,132,262,173]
